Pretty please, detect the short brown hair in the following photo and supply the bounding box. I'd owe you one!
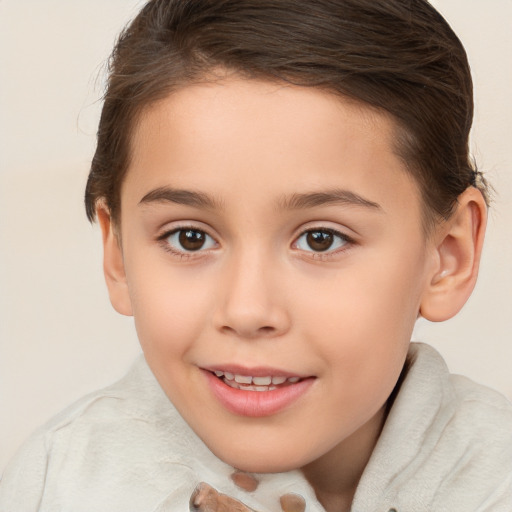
[85,0,487,228]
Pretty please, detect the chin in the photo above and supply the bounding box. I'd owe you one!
[209,442,307,474]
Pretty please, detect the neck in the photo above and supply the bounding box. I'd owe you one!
[301,405,386,512]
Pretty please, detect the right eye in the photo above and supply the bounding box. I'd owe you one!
[164,228,217,253]
[294,228,351,253]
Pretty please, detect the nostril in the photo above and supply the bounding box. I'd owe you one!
[220,325,236,336]
[219,324,276,338]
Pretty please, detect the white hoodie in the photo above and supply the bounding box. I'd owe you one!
[1,343,511,512]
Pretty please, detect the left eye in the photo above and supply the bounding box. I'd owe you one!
[165,228,216,252]
[295,229,349,253]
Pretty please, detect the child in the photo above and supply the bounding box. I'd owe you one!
[1,1,511,511]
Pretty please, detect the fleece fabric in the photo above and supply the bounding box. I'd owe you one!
[1,343,511,512]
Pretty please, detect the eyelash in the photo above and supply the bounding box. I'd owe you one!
[156,225,355,260]
[157,225,217,260]
[293,228,354,260]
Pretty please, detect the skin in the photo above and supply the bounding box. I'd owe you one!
[98,78,486,512]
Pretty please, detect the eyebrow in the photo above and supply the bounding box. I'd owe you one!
[138,186,382,212]
[139,187,223,210]
[277,189,382,211]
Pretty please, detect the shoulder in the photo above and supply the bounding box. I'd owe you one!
[2,353,167,448]
[411,342,512,446]
[448,370,512,446]
[354,343,512,512]
[0,354,178,511]
[412,342,512,426]
[417,344,512,510]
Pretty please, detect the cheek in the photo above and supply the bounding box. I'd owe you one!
[299,246,427,380]
[125,257,215,357]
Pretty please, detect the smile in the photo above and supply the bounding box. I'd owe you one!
[204,368,315,417]
[213,371,301,391]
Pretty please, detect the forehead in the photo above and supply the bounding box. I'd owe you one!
[133,78,391,151]
[123,78,421,219]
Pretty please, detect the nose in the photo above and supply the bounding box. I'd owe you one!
[213,250,291,340]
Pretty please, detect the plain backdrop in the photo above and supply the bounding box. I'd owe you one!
[1,0,511,472]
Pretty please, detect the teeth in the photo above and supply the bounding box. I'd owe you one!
[234,375,253,384]
[212,370,302,387]
[253,376,272,386]
[254,385,272,391]
[224,381,277,392]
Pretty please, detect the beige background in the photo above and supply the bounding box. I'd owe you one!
[1,0,511,472]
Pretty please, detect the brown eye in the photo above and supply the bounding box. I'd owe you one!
[179,229,206,251]
[165,228,216,253]
[295,228,349,253]
[306,230,334,251]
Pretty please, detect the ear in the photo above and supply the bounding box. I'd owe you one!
[420,187,487,322]
[96,205,133,316]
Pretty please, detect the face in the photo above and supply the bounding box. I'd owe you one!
[112,78,437,474]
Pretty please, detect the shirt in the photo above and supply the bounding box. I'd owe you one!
[1,343,511,512]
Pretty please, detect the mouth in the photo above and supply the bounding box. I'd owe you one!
[203,367,315,417]
[211,370,302,392]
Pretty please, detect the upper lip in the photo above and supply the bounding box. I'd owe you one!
[202,364,307,379]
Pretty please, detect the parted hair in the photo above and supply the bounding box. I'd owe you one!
[85,0,487,228]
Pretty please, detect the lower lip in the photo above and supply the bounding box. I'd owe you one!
[204,371,314,417]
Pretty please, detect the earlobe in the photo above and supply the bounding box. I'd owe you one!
[96,205,133,317]
[420,187,487,322]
